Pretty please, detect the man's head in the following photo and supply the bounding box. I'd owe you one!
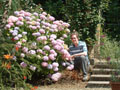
[71,30,79,45]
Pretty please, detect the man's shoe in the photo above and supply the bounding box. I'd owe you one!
[83,75,89,81]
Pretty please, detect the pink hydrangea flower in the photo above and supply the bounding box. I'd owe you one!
[16,21,24,26]
[39,29,45,34]
[31,26,37,30]
[62,62,66,66]
[42,12,47,16]
[49,29,55,32]
[17,34,22,38]
[47,64,53,69]
[48,16,55,21]
[20,53,25,57]
[33,12,38,16]
[51,72,61,81]
[28,50,36,55]
[22,39,27,43]
[9,23,14,26]
[41,62,48,67]
[30,65,36,71]
[51,24,57,29]
[43,56,49,61]
[40,14,46,20]
[24,12,31,16]
[37,36,47,41]
[25,16,32,21]
[53,67,59,71]
[52,62,59,67]
[62,22,70,27]
[49,54,56,60]
[14,36,19,40]
[50,34,57,39]
[43,45,50,51]
[63,34,67,38]
[7,16,18,23]
[36,22,40,26]
[37,49,43,53]
[66,64,74,70]
[20,62,27,68]
[54,53,57,57]
[50,49,56,54]
[14,11,20,16]
[56,39,64,44]
[5,24,11,29]
[22,47,28,53]
[51,40,57,45]
[53,45,62,51]
[18,17,24,21]
[22,32,27,35]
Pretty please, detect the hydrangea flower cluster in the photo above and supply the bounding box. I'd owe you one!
[4,9,74,81]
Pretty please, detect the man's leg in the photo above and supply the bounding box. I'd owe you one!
[78,56,89,81]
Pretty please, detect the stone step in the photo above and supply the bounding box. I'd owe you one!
[86,61,117,88]
[94,61,120,69]
[86,81,110,88]
[90,75,111,81]
[94,64,111,69]
[92,68,115,74]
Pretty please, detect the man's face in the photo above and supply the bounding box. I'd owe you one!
[71,35,78,45]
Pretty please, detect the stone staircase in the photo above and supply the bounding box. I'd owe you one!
[86,61,114,88]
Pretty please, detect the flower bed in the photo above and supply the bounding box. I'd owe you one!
[1,8,74,89]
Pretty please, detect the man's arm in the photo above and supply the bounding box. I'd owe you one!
[70,41,88,59]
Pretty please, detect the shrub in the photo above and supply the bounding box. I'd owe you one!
[100,34,120,60]
[3,8,74,86]
[100,34,120,83]
[0,42,31,89]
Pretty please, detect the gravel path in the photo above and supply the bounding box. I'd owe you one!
[37,82,111,90]
[38,86,111,90]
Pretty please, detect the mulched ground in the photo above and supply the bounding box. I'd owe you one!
[37,70,111,90]
[28,70,88,86]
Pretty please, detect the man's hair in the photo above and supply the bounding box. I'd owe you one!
[70,30,79,38]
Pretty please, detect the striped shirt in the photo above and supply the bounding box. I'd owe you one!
[69,41,88,55]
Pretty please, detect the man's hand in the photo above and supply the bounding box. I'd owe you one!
[70,55,76,60]
[70,52,87,60]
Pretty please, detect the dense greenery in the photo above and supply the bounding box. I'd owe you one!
[100,34,120,82]
[0,32,31,89]
[35,0,110,46]
[100,34,120,60]
[103,0,120,41]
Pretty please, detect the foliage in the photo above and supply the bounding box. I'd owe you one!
[110,61,120,82]
[100,34,120,82]
[100,34,120,60]
[34,0,65,20]
[0,33,32,89]
[64,0,111,46]
[103,0,120,41]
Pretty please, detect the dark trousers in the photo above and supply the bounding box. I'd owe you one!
[73,56,88,76]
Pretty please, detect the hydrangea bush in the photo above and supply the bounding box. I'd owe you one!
[4,8,74,82]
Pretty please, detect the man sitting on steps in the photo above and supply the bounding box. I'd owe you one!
[68,30,90,81]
